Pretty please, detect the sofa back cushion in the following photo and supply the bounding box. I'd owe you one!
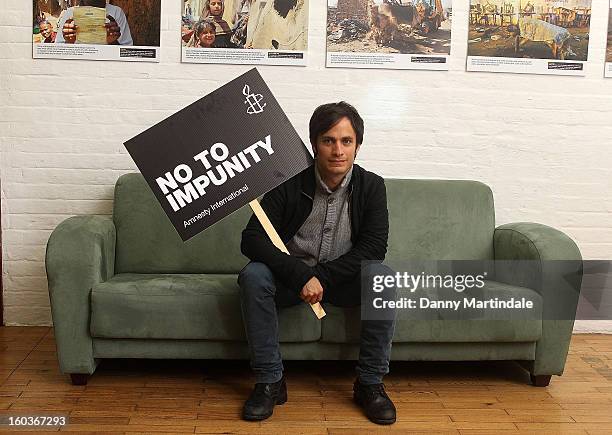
[114,173,250,273]
[385,179,495,262]
[113,174,495,273]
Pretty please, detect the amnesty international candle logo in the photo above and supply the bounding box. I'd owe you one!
[124,68,313,241]
[243,85,266,115]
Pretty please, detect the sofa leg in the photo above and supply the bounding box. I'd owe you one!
[70,374,89,385]
[530,374,551,387]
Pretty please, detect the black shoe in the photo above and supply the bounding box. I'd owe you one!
[353,379,396,425]
[242,376,287,421]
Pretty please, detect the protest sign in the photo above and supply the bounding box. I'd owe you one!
[124,68,325,318]
[125,68,312,240]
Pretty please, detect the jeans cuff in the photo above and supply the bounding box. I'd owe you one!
[255,371,283,384]
[357,373,384,385]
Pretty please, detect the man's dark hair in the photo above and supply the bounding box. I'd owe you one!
[309,101,364,146]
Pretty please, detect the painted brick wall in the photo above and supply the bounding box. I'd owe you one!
[1,0,611,332]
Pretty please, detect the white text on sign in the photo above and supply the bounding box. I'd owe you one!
[155,135,274,212]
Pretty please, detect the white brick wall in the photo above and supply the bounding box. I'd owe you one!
[1,0,611,332]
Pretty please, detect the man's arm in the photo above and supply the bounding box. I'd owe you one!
[241,185,316,291]
[314,177,389,290]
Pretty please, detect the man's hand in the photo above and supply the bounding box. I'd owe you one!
[105,15,121,45]
[300,276,323,304]
[62,18,77,43]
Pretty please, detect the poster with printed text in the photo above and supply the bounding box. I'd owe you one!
[466,0,591,75]
[181,0,308,66]
[33,0,161,62]
[605,0,612,77]
[326,0,452,69]
[124,68,313,241]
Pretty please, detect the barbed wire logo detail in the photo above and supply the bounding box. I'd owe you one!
[243,84,266,115]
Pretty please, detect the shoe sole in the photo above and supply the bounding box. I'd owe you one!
[369,417,396,425]
[242,389,288,421]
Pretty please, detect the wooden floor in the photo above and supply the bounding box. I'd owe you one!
[0,328,611,434]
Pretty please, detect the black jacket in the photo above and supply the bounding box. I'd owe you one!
[241,164,389,292]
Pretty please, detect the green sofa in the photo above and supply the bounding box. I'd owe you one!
[46,173,582,386]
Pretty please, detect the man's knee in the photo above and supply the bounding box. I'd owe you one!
[238,262,276,297]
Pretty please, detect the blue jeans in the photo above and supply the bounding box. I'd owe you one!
[238,262,397,385]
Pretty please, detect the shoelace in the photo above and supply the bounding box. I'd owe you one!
[253,381,280,397]
[361,383,388,399]
[253,383,271,394]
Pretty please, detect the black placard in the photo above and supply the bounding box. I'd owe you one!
[124,68,313,241]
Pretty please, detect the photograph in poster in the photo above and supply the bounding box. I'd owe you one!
[181,0,308,66]
[124,68,313,241]
[606,1,612,77]
[466,0,591,75]
[326,0,452,69]
[33,0,161,62]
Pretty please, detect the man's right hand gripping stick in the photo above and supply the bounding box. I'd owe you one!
[249,199,326,319]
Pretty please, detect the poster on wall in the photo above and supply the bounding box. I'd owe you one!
[326,0,452,69]
[606,0,612,77]
[466,0,591,75]
[181,0,308,66]
[32,0,161,62]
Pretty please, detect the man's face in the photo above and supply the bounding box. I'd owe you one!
[40,22,53,38]
[313,116,360,180]
[209,0,223,16]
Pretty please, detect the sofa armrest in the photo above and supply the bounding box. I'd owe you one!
[494,222,582,376]
[46,216,116,375]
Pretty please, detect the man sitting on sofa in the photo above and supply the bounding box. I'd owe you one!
[238,101,397,424]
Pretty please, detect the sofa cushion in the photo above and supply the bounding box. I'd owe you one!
[90,273,321,342]
[321,280,543,343]
[113,175,495,274]
[113,174,250,274]
[385,179,495,262]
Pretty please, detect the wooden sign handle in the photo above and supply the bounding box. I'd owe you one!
[249,199,326,319]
